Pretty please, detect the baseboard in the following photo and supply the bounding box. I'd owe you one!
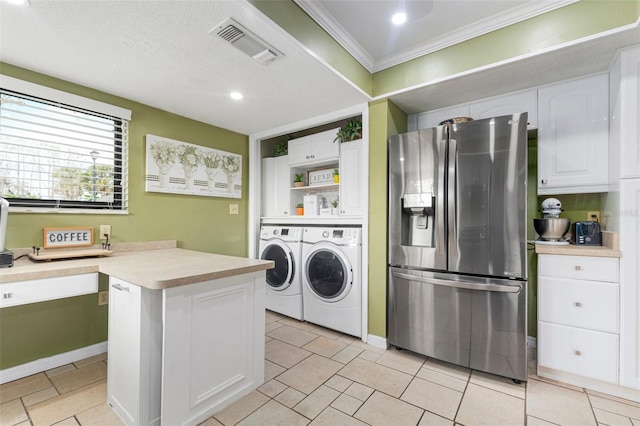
[0,341,108,384]
[366,334,387,349]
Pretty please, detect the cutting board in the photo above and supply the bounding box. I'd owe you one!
[28,249,113,261]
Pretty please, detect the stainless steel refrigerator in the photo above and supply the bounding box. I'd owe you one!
[387,113,528,382]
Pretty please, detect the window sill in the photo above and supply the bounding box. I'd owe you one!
[9,207,129,215]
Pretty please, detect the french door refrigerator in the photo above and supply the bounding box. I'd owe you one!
[387,113,528,382]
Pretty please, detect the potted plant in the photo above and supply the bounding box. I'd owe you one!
[293,173,305,187]
[273,134,292,157]
[331,198,339,215]
[333,168,340,184]
[295,203,304,216]
[334,117,362,143]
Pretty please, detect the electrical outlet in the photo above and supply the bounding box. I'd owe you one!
[98,291,108,305]
[99,225,111,240]
[587,211,601,222]
[229,204,239,215]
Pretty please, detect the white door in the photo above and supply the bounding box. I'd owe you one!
[339,139,363,216]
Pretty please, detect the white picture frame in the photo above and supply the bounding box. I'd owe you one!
[145,134,242,198]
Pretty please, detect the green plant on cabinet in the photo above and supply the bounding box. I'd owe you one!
[334,117,362,143]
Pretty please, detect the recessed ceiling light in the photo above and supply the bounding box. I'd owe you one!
[230,92,243,100]
[391,12,407,25]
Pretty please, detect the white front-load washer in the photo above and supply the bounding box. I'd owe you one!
[259,225,304,320]
[302,227,362,337]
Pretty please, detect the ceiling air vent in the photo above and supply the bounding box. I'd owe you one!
[211,18,283,65]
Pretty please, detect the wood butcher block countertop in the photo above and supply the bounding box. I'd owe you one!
[0,240,274,289]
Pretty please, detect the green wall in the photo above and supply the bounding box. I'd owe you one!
[368,99,407,337]
[1,63,249,369]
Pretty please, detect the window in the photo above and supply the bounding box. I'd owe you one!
[0,76,130,212]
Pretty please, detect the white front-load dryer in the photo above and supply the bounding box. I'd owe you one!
[259,226,304,320]
[302,227,362,337]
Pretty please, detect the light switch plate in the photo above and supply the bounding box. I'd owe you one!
[229,204,239,215]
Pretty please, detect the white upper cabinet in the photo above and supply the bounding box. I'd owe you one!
[415,105,471,130]
[470,90,538,129]
[610,46,640,179]
[339,139,364,216]
[537,74,609,195]
[288,128,340,166]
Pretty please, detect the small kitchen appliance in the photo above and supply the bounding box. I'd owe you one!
[533,198,570,245]
[571,221,602,246]
[0,198,13,268]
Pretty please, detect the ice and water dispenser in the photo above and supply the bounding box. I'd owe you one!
[401,192,435,247]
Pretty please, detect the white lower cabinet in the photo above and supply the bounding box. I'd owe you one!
[538,254,621,385]
[107,273,265,426]
[0,273,97,308]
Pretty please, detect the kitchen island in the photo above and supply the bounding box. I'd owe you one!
[0,241,274,425]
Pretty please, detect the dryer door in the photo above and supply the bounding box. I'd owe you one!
[260,239,294,291]
[304,243,353,302]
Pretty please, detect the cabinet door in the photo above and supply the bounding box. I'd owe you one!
[339,139,363,216]
[471,90,537,129]
[538,254,619,283]
[416,105,472,130]
[619,47,640,179]
[274,155,290,216]
[310,128,340,162]
[288,136,311,165]
[620,178,640,389]
[262,157,276,217]
[537,74,609,194]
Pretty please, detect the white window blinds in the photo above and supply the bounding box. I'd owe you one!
[0,82,129,211]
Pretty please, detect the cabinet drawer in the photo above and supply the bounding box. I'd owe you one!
[538,277,618,333]
[0,273,98,308]
[538,322,618,383]
[539,254,619,282]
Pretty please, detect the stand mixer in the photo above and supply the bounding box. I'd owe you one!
[533,198,571,245]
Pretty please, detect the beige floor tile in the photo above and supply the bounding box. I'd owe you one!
[265,310,285,324]
[236,399,310,426]
[213,390,270,425]
[277,355,343,395]
[587,390,640,408]
[46,364,77,379]
[400,377,463,420]
[331,346,363,364]
[199,417,224,426]
[257,379,288,398]
[357,350,383,362]
[277,317,316,332]
[265,360,286,382]
[73,353,107,369]
[22,387,59,407]
[421,358,471,382]
[76,402,124,425]
[418,410,454,426]
[593,407,634,426]
[265,321,284,333]
[265,336,273,343]
[527,372,584,392]
[354,390,423,426]
[293,385,340,419]
[416,366,467,392]
[306,325,343,340]
[349,341,386,353]
[526,379,596,426]
[330,393,363,416]
[0,373,51,403]
[275,388,307,408]
[53,418,80,426]
[469,370,525,399]
[590,394,640,420]
[526,415,557,426]
[302,336,347,358]
[309,407,368,426]
[375,349,425,375]
[50,362,107,394]
[455,383,524,426]
[337,335,359,345]
[344,382,374,401]
[338,358,413,398]
[632,418,640,426]
[267,325,319,347]
[324,375,353,393]
[28,379,107,426]
[0,398,28,425]
[265,339,312,369]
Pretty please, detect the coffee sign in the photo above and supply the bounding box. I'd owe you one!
[44,227,94,248]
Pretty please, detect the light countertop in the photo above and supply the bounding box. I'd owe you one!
[0,241,273,289]
[534,231,620,258]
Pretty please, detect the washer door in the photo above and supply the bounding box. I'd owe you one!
[260,240,294,291]
[305,243,353,302]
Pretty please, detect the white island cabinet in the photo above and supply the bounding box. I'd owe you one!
[101,249,272,426]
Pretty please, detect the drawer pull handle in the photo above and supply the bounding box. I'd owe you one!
[574,350,582,356]
[574,302,582,307]
[574,265,582,271]
[112,284,130,292]
[541,179,547,184]
[3,292,13,299]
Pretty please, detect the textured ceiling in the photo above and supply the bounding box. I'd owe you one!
[0,0,368,135]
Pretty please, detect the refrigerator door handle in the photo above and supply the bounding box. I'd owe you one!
[448,137,458,260]
[391,271,521,293]
[436,139,447,256]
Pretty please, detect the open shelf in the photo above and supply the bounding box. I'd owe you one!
[291,183,339,191]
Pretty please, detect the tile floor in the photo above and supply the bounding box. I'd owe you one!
[1,310,639,425]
